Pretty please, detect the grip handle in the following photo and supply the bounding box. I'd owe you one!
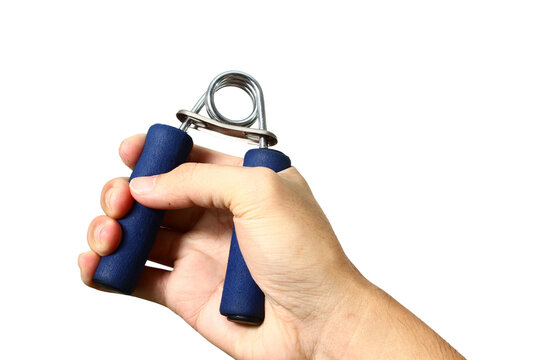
[219,148,292,325]
[93,124,193,294]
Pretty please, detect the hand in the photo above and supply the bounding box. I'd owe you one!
[79,134,464,360]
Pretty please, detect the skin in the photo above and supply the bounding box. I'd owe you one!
[79,134,465,360]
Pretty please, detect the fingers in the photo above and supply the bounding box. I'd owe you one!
[119,134,242,170]
[188,144,243,166]
[100,177,205,231]
[87,215,122,256]
[83,215,174,306]
[119,134,146,169]
[87,214,184,266]
[78,251,170,306]
[81,133,248,308]
[100,177,133,219]
[129,162,283,216]
[78,251,101,285]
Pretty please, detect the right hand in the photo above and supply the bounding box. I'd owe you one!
[79,133,463,360]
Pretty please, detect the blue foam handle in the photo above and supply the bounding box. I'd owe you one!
[219,148,291,325]
[93,124,193,294]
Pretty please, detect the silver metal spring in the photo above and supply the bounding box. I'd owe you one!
[179,71,268,148]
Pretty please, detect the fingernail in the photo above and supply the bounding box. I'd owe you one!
[105,187,114,209]
[119,139,128,160]
[94,223,105,243]
[130,176,156,194]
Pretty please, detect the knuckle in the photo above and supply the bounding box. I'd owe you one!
[281,167,311,191]
[281,166,306,183]
[252,167,283,198]
[170,162,199,183]
[161,162,203,206]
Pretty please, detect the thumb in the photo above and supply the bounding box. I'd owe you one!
[129,162,280,216]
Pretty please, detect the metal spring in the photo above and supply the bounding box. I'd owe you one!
[180,71,268,148]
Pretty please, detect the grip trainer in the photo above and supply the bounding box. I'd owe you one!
[94,71,286,328]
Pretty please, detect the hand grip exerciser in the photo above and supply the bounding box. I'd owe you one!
[94,70,286,326]
[177,71,289,325]
[92,71,272,294]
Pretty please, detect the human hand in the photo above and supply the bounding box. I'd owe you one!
[79,134,464,360]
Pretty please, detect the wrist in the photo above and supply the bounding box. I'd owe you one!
[305,263,464,360]
[300,261,375,359]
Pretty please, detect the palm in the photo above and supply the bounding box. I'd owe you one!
[163,207,231,324]
[80,139,306,359]
[158,207,303,359]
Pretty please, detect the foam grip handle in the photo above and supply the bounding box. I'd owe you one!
[219,148,292,325]
[93,124,193,294]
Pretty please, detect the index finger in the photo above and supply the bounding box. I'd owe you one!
[119,133,243,170]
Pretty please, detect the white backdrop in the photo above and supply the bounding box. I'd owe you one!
[1,1,538,359]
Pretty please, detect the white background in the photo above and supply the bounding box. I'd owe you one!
[1,1,538,359]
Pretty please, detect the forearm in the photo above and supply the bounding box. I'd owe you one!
[309,266,465,360]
